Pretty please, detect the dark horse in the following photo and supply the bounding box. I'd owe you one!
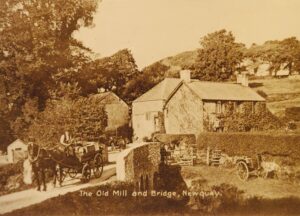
[28,143,63,191]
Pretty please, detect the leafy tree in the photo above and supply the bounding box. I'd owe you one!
[192,29,245,81]
[77,49,139,99]
[123,62,170,103]
[0,117,14,151]
[0,0,98,141]
[26,97,107,147]
[245,37,300,76]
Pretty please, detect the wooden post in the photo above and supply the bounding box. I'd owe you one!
[206,147,210,166]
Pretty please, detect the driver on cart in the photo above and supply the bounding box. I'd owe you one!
[60,131,76,157]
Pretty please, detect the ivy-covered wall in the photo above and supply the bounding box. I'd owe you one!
[165,84,204,134]
[203,101,282,132]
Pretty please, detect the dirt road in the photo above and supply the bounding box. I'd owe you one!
[0,164,116,215]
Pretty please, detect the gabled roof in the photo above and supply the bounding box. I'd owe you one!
[188,81,265,101]
[133,78,181,102]
[133,78,265,103]
[8,139,27,149]
[90,92,128,106]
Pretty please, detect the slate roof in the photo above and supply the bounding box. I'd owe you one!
[91,92,128,105]
[133,78,265,103]
[188,81,265,101]
[134,78,181,102]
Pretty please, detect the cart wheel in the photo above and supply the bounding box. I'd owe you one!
[81,164,91,183]
[93,153,104,178]
[236,161,249,181]
[68,168,78,179]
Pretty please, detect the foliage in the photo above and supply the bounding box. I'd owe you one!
[25,97,107,147]
[285,107,300,121]
[192,29,245,81]
[204,102,282,132]
[76,49,139,99]
[0,0,99,145]
[0,117,14,151]
[0,160,24,194]
[189,179,244,213]
[123,62,170,103]
[153,133,196,145]
[197,132,300,159]
[245,37,300,76]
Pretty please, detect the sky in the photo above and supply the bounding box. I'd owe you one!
[75,0,300,69]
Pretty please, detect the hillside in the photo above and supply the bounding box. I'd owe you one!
[153,50,300,119]
[250,77,300,118]
[159,50,197,70]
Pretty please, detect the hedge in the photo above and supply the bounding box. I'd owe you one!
[285,107,300,121]
[197,132,300,159]
[152,134,196,145]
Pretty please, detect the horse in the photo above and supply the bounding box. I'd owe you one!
[27,143,63,191]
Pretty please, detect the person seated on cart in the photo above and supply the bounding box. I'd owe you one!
[60,131,77,157]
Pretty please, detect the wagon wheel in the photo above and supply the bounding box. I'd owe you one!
[68,168,78,179]
[81,163,91,183]
[93,153,104,178]
[236,161,249,181]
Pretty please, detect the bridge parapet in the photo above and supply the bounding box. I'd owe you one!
[116,142,161,190]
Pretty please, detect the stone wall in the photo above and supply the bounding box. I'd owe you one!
[116,142,161,190]
[165,84,204,134]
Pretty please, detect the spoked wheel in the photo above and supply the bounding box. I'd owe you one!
[93,153,104,178]
[68,168,78,179]
[236,161,249,181]
[81,163,91,183]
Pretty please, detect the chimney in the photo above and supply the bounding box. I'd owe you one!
[237,73,248,87]
[180,70,191,82]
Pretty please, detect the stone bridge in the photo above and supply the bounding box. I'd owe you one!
[116,142,161,190]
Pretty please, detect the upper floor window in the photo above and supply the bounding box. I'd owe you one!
[145,112,151,120]
[216,101,222,113]
[252,102,256,113]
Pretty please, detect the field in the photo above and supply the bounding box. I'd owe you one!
[249,76,300,118]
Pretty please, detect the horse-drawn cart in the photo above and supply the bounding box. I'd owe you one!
[55,141,104,183]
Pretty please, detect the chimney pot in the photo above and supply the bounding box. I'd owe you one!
[237,73,248,87]
[180,70,191,82]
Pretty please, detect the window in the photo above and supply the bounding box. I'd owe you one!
[154,116,160,132]
[15,148,22,151]
[145,112,151,120]
[216,101,222,113]
[234,101,242,113]
[252,102,256,113]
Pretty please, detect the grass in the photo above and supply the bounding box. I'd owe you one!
[250,77,300,117]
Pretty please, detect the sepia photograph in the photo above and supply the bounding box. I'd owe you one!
[0,0,300,215]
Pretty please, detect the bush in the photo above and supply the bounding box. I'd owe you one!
[197,132,300,159]
[188,180,245,213]
[0,161,29,195]
[152,133,196,145]
[0,161,23,188]
[285,107,300,121]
